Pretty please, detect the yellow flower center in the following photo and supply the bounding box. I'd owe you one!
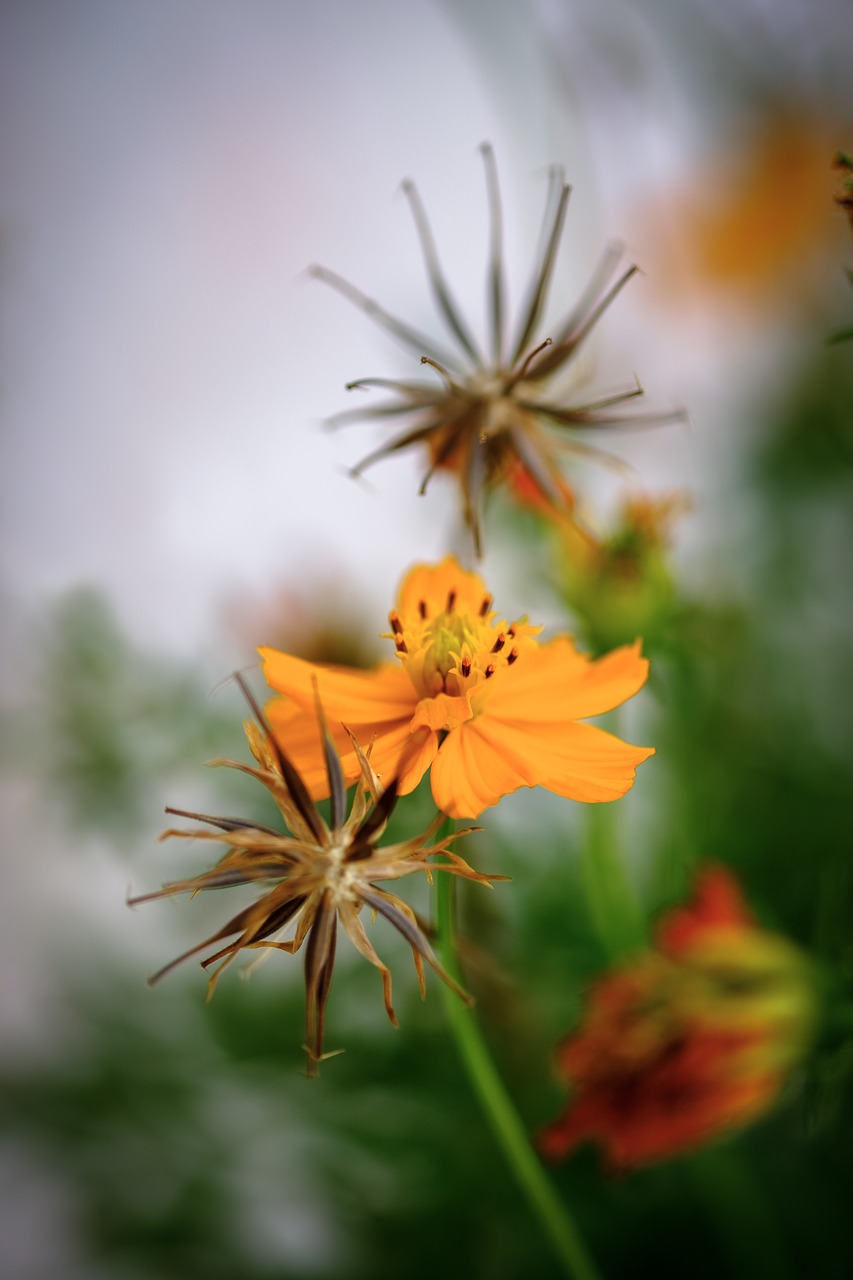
[388,583,536,705]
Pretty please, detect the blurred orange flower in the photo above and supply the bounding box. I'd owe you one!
[540,866,817,1170]
[261,555,653,819]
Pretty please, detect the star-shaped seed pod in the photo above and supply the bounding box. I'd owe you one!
[131,674,497,1076]
[313,144,682,553]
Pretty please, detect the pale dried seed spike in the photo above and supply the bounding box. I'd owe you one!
[507,423,566,509]
[325,398,437,432]
[348,776,400,856]
[417,438,452,496]
[503,337,552,392]
[463,431,487,558]
[143,901,262,985]
[359,887,473,1006]
[525,241,624,382]
[401,178,484,367]
[511,175,571,365]
[345,377,400,392]
[342,725,383,804]
[543,264,640,375]
[480,142,506,366]
[304,893,337,1076]
[413,950,427,1000]
[338,902,398,1025]
[233,671,325,845]
[311,677,346,833]
[534,403,686,434]
[543,432,637,475]
[308,263,463,372]
[562,378,645,415]
[420,354,461,392]
[350,420,454,478]
[417,402,484,496]
[163,806,280,837]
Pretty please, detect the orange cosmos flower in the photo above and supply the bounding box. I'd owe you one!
[539,867,817,1170]
[261,555,653,820]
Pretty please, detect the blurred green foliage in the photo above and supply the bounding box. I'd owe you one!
[33,588,247,842]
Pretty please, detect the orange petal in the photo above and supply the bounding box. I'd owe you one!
[411,691,474,733]
[266,697,437,801]
[396,555,490,622]
[486,637,650,724]
[430,718,531,818]
[260,649,417,721]
[431,715,653,817]
[538,721,654,803]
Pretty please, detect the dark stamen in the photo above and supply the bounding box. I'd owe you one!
[479,594,492,617]
[491,633,506,653]
[446,589,456,613]
[419,600,428,620]
[485,663,496,679]
[507,626,516,638]
[507,648,519,665]
[389,611,403,635]
[461,656,471,678]
[395,635,408,654]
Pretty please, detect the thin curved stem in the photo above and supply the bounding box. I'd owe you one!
[434,831,603,1280]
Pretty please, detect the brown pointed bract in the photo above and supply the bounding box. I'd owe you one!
[130,677,497,1076]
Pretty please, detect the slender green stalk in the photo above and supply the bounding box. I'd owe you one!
[434,840,603,1280]
[580,801,645,962]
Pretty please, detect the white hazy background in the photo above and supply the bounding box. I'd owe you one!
[1,0,710,663]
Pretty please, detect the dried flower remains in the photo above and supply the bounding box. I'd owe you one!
[313,144,681,553]
[130,674,495,1076]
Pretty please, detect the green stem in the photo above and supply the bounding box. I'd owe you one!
[581,801,645,963]
[434,839,603,1280]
